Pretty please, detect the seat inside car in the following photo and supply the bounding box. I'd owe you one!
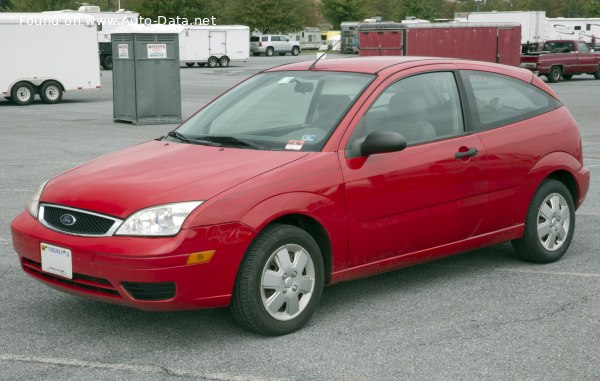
[386,91,437,144]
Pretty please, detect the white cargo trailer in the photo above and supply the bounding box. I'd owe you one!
[115,24,249,68]
[0,13,101,105]
[461,11,546,46]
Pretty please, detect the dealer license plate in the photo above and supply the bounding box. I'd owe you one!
[41,243,73,279]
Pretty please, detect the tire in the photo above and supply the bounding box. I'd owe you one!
[562,74,573,80]
[10,82,35,106]
[266,47,274,57]
[218,55,230,67]
[197,62,206,67]
[207,56,218,68]
[547,66,562,83]
[185,62,195,67]
[230,224,324,336]
[594,65,600,80]
[292,46,300,56]
[40,81,63,104]
[103,55,113,70]
[512,179,575,263]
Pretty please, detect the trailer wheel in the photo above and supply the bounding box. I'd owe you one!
[207,56,219,68]
[11,82,35,106]
[594,65,600,80]
[197,62,206,67]
[40,81,63,104]
[102,55,113,71]
[291,46,300,56]
[266,47,274,57]
[218,56,230,67]
[185,62,195,68]
[547,66,562,83]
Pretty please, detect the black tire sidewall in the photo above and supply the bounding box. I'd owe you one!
[232,224,324,335]
[548,67,561,82]
[11,82,35,106]
[521,180,575,263]
[40,81,63,104]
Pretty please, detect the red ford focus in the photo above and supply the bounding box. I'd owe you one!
[11,57,590,335]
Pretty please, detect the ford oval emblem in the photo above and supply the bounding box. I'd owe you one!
[59,214,77,226]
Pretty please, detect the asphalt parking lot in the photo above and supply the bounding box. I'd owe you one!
[1,55,599,380]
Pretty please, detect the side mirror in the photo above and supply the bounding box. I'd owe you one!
[360,130,407,156]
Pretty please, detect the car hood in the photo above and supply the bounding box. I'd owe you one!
[41,140,308,218]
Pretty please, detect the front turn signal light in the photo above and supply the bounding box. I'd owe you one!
[186,250,216,265]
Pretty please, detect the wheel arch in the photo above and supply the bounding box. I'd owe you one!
[545,170,579,207]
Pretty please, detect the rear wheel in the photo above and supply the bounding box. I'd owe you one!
[40,81,63,104]
[207,56,218,68]
[11,82,35,106]
[218,56,230,67]
[512,179,575,263]
[266,47,274,57]
[185,62,195,67]
[547,66,562,83]
[292,46,300,56]
[102,55,113,70]
[230,224,324,335]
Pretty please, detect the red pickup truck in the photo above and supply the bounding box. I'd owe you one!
[520,40,600,82]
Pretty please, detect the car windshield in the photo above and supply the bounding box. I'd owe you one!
[174,71,375,151]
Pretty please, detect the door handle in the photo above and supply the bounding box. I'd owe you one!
[455,147,478,159]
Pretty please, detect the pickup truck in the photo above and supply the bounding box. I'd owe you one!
[520,40,600,82]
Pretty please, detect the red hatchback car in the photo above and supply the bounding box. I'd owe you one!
[11,57,589,335]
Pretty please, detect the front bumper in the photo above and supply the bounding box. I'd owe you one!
[11,211,256,311]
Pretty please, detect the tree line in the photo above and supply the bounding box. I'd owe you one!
[3,0,600,33]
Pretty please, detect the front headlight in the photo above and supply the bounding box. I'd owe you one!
[28,180,49,219]
[114,201,203,236]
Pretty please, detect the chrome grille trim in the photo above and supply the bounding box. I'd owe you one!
[39,203,123,237]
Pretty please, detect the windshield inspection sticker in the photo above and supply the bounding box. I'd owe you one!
[301,134,317,142]
[285,140,305,150]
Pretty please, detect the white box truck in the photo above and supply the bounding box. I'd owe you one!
[0,13,101,105]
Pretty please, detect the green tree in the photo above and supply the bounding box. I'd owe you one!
[9,0,75,11]
[320,0,367,29]
[585,0,600,16]
[0,0,12,11]
[228,0,316,34]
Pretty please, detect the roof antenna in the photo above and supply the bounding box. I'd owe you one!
[308,36,342,70]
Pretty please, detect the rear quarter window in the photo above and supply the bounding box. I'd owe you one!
[250,37,259,42]
[461,70,557,132]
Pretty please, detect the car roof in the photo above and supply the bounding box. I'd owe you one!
[266,56,532,79]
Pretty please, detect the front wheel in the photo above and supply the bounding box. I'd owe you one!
[11,82,35,106]
[292,46,300,56]
[512,179,575,263]
[230,224,324,335]
[40,81,63,104]
[207,56,218,68]
[547,66,562,83]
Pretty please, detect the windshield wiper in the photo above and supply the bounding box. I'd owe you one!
[201,135,266,150]
[166,131,221,147]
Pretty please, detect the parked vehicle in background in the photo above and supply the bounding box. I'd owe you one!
[286,27,321,50]
[358,22,521,67]
[341,21,360,54]
[0,13,101,105]
[45,6,139,70]
[250,35,301,56]
[458,11,546,52]
[11,56,589,335]
[113,24,249,68]
[520,40,600,82]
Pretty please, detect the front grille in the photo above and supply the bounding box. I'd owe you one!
[40,205,120,236]
[21,258,121,298]
[121,282,176,301]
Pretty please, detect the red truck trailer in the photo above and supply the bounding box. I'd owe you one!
[358,22,521,66]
